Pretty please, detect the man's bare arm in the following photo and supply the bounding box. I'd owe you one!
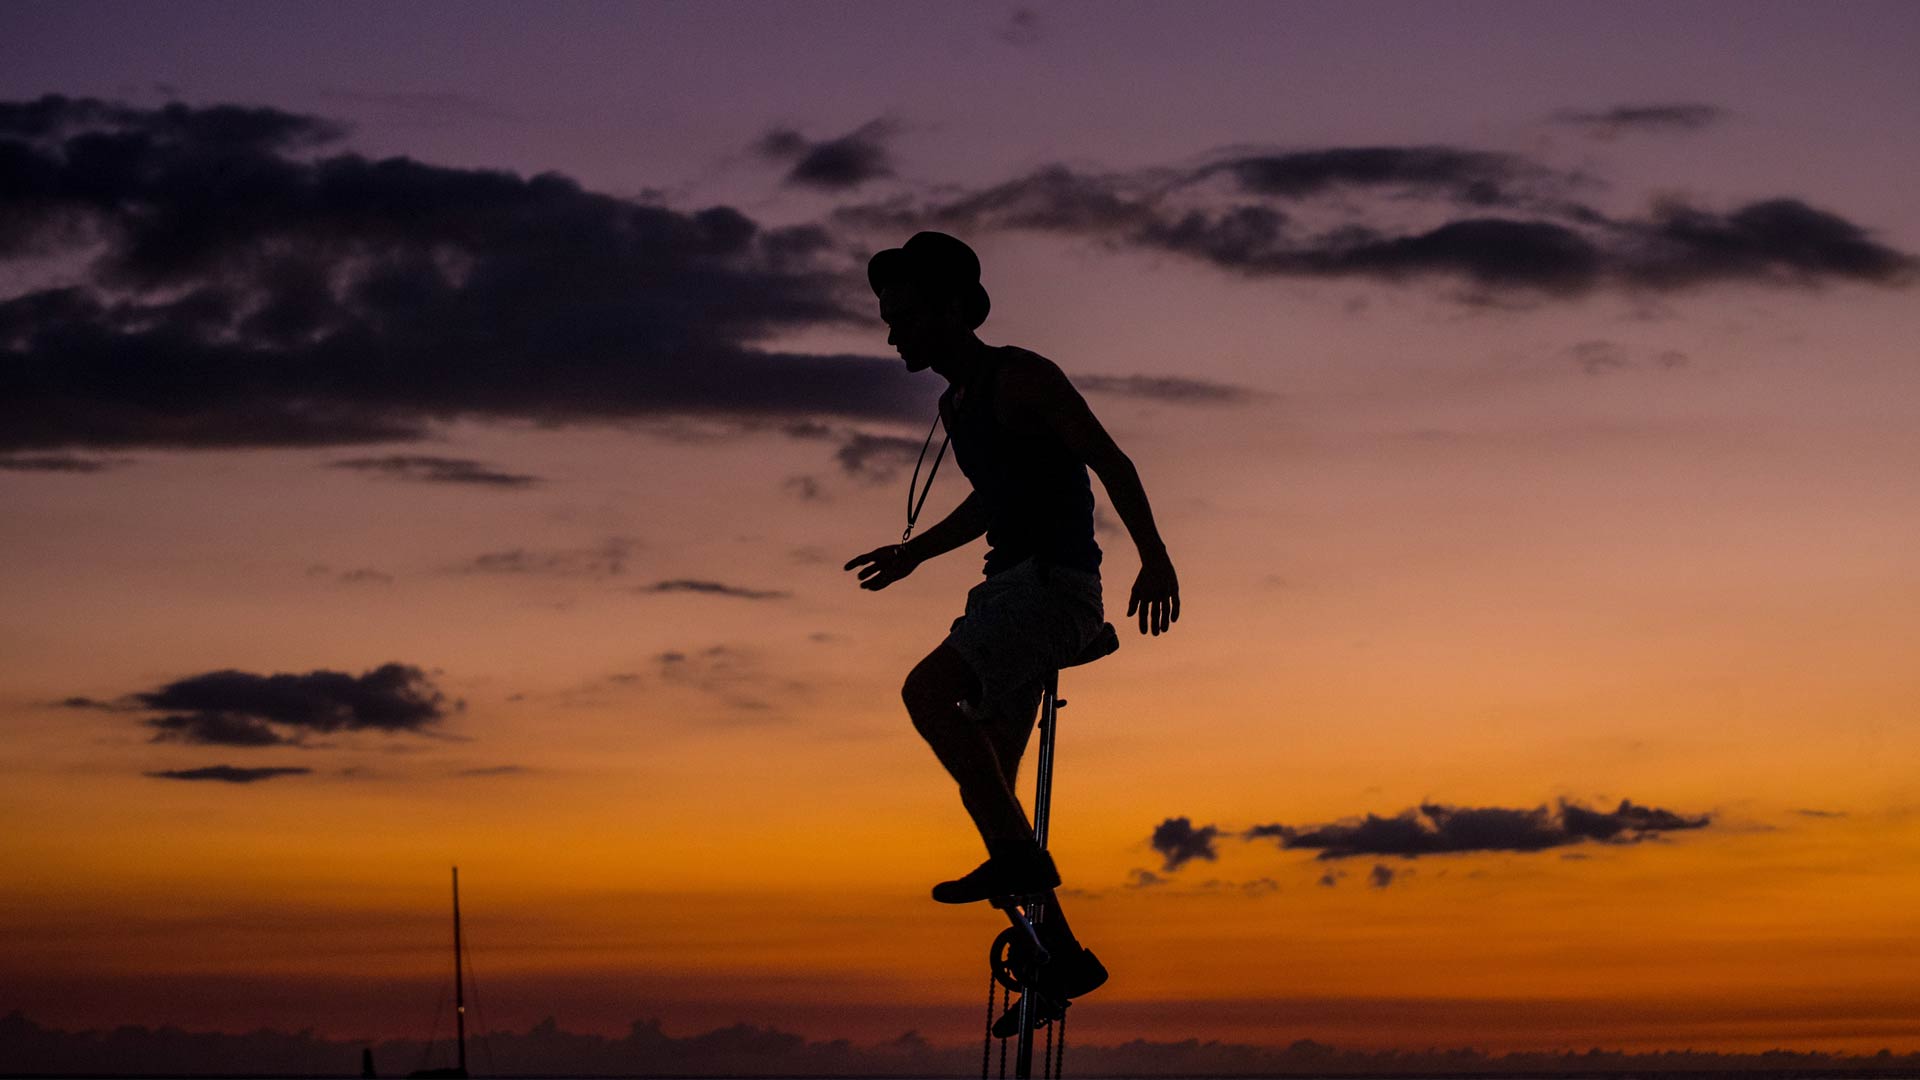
[844,491,988,591]
[1002,360,1180,635]
[902,490,990,563]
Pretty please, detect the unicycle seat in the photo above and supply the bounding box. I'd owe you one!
[1063,623,1118,669]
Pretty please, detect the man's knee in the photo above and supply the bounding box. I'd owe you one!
[902,645,981,726]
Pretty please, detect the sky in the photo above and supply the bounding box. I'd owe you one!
[3,0,1920,1061]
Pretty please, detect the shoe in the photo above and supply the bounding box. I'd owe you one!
[931,849,1060,905]
[991,946,1108,1038]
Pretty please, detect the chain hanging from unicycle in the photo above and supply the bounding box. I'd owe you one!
[903,409,949,543]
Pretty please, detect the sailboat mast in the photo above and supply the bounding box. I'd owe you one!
[451,866,466,1075]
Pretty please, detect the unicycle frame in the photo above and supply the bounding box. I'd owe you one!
[990,668,1066,1078]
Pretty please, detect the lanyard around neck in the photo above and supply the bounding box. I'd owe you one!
[903,408,949,543]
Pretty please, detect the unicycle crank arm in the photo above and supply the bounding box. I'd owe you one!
[992,894,1051,967]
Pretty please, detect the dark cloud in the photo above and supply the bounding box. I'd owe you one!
[453,764,530,777]
[328,454,540,487]
[756,119,899,191]
[451,536,642,578]
[636,579,788,600]
[1150,816,1221,871]
[1243,798,1711,861]
[1367,863,1397,888]
[837,150,1913,299]
[0,453,124,472]
[1076,373,1257,404]
[120,662,454,746]
[1553,103,1727,135]
[1794,807,1847,819]
[144,765,312,783]
[147,712,292,747]
[0,95,922,454]
[1621,197,1915,289]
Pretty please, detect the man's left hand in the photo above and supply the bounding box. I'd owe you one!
[1128,553,1180,636]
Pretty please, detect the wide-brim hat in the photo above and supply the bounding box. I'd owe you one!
[867,231,991,329]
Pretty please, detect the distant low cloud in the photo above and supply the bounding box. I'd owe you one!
[0,94,921,454]
[6,1007,1920,1077]
[636,579,788,600]
[145,765,312,783]
[95,662,458,747]
[328,454,540,487]
[1150,816,1221,871]
[1242,797,1711,861]
[756,118,900,191]
[1552,103,1727,136]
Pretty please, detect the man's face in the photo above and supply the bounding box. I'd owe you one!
[878,283,949,372]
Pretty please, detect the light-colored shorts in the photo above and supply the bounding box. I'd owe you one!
[943,557,1105,728]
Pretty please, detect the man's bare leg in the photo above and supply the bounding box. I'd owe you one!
[902,645,1036,853]
[983,681,1081,952]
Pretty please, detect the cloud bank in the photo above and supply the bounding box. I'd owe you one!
[0,94,922,454]
[836,146,1914,299]
[1242,798,1712,861]
[75,662,459,747]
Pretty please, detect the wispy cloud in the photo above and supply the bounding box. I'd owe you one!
[144,765,312,783]
[327,455,540,487]
[635,580,789,601]
[1552,103,1728,137]
[451,536,643,579]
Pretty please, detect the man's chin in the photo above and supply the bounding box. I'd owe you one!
[903,355,932,373]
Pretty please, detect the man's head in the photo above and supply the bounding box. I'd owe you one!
[867,231,990,372]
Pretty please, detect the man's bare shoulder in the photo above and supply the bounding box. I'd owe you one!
[995,345,1077,396]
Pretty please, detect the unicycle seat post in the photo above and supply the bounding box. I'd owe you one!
[985,621,1117,1080]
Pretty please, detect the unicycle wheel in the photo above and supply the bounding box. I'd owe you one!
[989,926,1040,993]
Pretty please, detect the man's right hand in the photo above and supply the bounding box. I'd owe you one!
[844,543,923,591]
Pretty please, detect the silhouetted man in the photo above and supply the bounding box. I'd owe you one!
[845,231,1180,1032]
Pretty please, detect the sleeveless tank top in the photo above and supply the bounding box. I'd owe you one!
[940,346,1103,577]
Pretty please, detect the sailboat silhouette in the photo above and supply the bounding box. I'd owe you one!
[409,866,470,1079]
